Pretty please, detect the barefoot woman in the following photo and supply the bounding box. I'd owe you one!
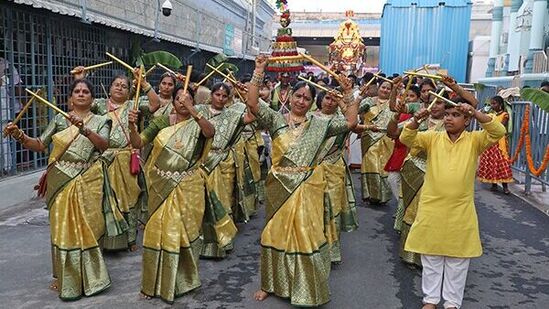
[5,79,114,300]
[247,55,358,306]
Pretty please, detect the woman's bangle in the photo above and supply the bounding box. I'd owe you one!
[250,71,264,87]
[193,112,204,122]
[79,126,91,137]
[142,83,152,93]
[343,92,354,105]
[13,129,25,142]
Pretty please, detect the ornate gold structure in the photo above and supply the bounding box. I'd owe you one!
[328,11,366,75]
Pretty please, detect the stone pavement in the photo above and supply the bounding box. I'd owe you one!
[0,175,548,308]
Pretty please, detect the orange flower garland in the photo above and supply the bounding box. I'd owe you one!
[508,105,528,164]
[508,104,549,177]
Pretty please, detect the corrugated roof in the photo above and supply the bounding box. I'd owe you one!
[380,1,473,82]
[13,0,225,54]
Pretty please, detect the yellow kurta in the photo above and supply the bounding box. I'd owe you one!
[399,118,505,258]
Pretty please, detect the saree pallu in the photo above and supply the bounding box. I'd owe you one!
[233,129,262,222]
[360,101,394,203]
[200,103,247,258]
[140,119,210,303]
[201,151,238,258]
[360,132,394,203]
[395,155,426,267]
[320,153,358,263]
[44,116,122,301]
[101,150,141,250]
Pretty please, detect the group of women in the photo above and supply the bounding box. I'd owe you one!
[4,53,360,306]
[5,52,511,306]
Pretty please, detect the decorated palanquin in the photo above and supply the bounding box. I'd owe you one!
[267,0,303,72]
[328,11,366,75]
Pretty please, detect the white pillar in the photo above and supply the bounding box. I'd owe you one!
[524,0,548,73]
[486,0,504,77]
[505,0,523,72]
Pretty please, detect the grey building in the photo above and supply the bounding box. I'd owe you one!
[0,0,275,178]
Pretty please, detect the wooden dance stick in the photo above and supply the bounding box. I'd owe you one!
[3,89,43,137]
[70,61,113,74]
[427,89,446,111]
[373,72,394,84]
[195,63,224,87]
[297,76,343,98]
[225,69,246,102]
[428,90,457,107]
[268,55,304,62]
[206,63,238,84]
[25,89,69,119]
[300,53,340,81]
[182,65,193,94]
[106,52,134,71]
[403,71,442,80]
[417,89,446,124]
[156,63,178,76]
[145,65,157,76]
[133,66,143,110]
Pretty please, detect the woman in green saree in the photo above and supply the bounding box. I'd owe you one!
[355,80,395,204]
[315,90,359,264]
[128,85,215,303]
[199,82,256,259]
[5,79,115,300]
[248,55,359,306]
[72,67,163,250]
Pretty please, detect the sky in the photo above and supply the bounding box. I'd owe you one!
[284,0,493,13]
[288,0,386,13]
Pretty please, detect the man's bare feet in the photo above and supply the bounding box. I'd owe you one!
[49,279,58,291]
[129,244,139,252]
[254,290,268,301]
[139,292,152,300]
[421,304,436,309]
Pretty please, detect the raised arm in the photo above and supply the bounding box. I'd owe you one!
[179,93,215,138]
[247,55,269,115]
[441,75,478,108]
[338,74,358,130]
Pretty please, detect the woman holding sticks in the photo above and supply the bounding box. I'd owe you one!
[72,66,159,251]
[128,84,216,303]
[200,81,257,259]
[355,77,395,204]
[248,55,359,306]
[5,79,115,300]
[315,89,359,264]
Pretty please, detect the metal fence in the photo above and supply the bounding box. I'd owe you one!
[0,3,254,179]
[477,85,549,193]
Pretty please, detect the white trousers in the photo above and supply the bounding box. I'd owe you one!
[387,171,401,202]
[421,255,470,309]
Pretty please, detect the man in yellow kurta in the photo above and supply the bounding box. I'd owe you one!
[399,102,506,309]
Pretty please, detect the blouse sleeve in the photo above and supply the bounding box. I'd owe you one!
[140,115,169,145]
[38,114,63,147]
[96,118,112,140]
[358,97,374,114]
[326,115,349,137]
[256,99,286,136]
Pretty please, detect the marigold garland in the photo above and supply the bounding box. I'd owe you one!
[508,104,549,177]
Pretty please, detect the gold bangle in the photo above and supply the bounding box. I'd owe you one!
[193,112,203,121]
[142,83,152,93]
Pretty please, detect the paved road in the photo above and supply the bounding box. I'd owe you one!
[0,174,548,308]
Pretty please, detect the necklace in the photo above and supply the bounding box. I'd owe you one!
[209,106,223,116]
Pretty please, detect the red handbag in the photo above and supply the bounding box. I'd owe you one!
[130,149,141,175]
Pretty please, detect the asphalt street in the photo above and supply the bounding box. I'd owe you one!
[0,174,548,309]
